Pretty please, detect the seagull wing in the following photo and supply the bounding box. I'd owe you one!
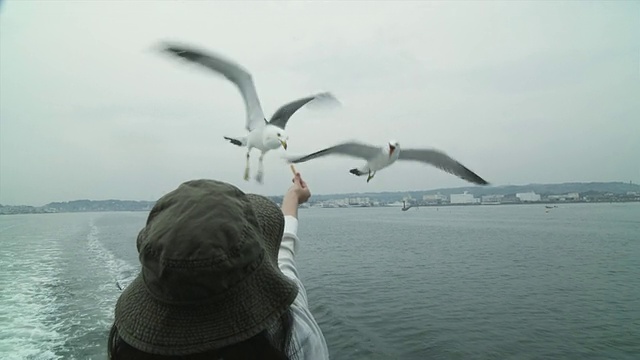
[287,141,381,163]
[269,92,339,129]
[161,43,266,131]
[399,149,489,185]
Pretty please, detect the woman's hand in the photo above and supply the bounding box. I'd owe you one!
[288,172,311,204]
[281,172,311,218]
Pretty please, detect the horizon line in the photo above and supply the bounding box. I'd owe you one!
[2,180,637,208]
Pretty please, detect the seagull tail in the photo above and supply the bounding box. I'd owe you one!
[223,136,247,147]
[349,168,365,176]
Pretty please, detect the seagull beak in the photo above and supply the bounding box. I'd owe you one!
[281,140,288,150]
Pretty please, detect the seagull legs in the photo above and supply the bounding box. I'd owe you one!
[244,151,250,181]
[366,171,376,183]
[255,152,265,184]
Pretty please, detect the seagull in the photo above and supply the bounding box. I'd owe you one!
[159,42,339,183]
[286,140,489,185]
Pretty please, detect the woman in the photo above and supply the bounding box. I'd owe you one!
[108,172,329,359]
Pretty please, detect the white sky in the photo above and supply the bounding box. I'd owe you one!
[1,1,639,206]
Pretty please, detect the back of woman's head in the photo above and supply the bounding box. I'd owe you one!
[109,180,300,359]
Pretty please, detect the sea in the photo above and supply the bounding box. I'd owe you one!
[1,203,639,360]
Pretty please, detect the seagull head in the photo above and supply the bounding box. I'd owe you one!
[387,140,400,157]
[264,125,289,150]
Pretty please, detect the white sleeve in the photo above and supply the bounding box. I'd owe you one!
[277,215,330,359]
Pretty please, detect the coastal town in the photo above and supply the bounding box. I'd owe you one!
[1,182,639,215]
[299,190,640,208]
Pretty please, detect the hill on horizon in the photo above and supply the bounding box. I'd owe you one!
[2,181,638,210]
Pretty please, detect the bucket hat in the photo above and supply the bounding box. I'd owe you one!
[113,179,298,356]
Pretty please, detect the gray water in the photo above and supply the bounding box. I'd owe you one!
[1,203,639,359]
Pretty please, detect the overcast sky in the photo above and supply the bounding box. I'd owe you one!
[1,1,638,206]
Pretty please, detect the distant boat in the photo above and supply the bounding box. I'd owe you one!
[401,201,416,211]
[387,201,405,207]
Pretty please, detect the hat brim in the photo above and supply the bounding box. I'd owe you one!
[114,253,298,356]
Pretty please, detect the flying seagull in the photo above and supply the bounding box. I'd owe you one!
[286,140,489,185]
[160,42,339,183]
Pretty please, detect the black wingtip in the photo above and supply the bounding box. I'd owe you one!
[349,168,363,176]
[458,163,490,186]
[157,41,184,54]
[474,177,490,186]
[223,136,243,147]
[158,41,205,62]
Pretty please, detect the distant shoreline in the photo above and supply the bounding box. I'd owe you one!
[372,199,640,207]
[2,181,638,215]
[301,199,640,209]
[1,198,638,216]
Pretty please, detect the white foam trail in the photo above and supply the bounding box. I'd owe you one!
[0,223,22,233]
[85,220,138,326]
[0,235,65,360]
